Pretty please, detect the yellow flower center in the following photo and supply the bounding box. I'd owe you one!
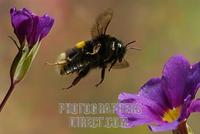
[162,107,181,123]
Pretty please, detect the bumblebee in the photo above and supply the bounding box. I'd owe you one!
[48,9,137,89]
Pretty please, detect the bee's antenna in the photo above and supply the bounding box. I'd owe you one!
[129,47,141,51]
[125,40,136,48]
[125,40,141,51]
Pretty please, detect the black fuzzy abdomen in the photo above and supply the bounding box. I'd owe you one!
[62,60,90,75]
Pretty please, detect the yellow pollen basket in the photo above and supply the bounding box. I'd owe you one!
[162,107,181,123]
[75,41,86,49]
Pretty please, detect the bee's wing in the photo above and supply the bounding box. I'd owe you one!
[91,9,113,38]
[112,60,130,69]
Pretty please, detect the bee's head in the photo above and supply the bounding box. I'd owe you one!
[116,42,126,62]
[118,40,138,62]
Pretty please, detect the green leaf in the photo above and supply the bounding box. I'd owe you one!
[10,42,29,83]
[10,40,41,83]
[186,123,194,134]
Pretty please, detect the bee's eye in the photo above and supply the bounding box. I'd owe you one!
[117,43,122,48]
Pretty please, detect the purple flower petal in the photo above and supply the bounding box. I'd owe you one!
[178,95,192,121]
[10,7,54,47]
[149,121,179,132]
[116,93,164,127]
[28,14,54,47]
[116,55,200,132]
[10,8,33,45]
[162,55,190,107]
[139,78,170,109]
[188,99,200,113]
[38,15,54,40]
[187,62,200,98]
[123,118,152,128]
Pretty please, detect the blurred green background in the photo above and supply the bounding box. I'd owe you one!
[1,0,200,134]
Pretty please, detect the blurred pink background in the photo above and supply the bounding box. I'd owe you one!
[1,0,200,134]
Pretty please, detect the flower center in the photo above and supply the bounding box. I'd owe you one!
[162,107,181,123]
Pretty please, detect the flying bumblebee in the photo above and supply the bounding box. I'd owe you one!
[48,9,138,89]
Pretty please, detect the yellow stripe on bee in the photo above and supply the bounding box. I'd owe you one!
[75,41,86,49]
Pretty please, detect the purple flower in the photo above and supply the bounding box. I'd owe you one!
[0,8,54,112]
[10,7,54,47]
[116,55,200,132]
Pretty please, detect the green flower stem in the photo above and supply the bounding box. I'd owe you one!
[0,83,15,112]
[0,41,41,112]
[173,121,194,134]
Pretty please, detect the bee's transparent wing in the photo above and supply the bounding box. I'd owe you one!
[91,9,113,38]
[112,60,130,69]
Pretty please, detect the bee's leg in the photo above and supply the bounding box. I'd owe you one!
[69,52,79,61]
[46,61,66,66]
[108,59,117,71]
[66,66,90,89]
[96,67,106,87]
